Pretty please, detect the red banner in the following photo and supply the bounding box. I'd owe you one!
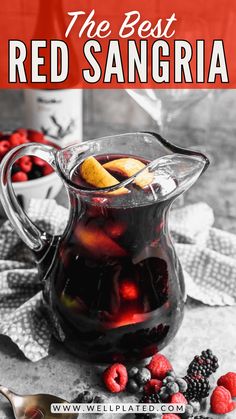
[0,0,236,88]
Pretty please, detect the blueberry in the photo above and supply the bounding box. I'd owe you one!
[175,378,188,393]
[166,382,179,395]
[128,366,139,378]
[189,400,200,414]
[166,370,176,378]
[135,368,151,385]
[163,376,175,385]
[181,404,194,418]
[159,386,170,401]
[127,379,141,394]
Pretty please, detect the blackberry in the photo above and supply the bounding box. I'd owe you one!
[187,349,219,378]
[184,375,210,402]
[135,393,161,418]
[194,416,213,419]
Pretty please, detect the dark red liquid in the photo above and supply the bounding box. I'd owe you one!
[43,154,185,362]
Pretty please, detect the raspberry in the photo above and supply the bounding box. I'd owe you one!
[0,140,10,157]
[217,372,236,397]
[184,375,210,402]
[18,156,33,173]
[171,392,188,405]
[119,280,139,300]
[187,349,219,378]
[12,171,28,182]
[27,130,45,143]
[147,353,173,379]
[144,379,162,395]
[103,363,128,393]
[42,163,54,176]
[210,386,236,414]
[162,415,180,419]
[9,132,28,147]
[33,157,47,167]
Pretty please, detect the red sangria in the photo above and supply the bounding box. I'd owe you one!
[47,152,185,362]
[0,132,209,362]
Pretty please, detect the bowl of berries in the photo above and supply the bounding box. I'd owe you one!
[0,129,62,216]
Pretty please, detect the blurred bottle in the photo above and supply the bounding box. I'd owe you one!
[24,0,82,147]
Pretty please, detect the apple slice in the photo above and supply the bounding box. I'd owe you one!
[103,158,154,188]
[75,224,127,258]
[80,156,128,194]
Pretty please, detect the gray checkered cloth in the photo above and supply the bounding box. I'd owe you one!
[0,199,235,361]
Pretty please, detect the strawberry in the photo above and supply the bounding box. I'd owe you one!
[103,363,128,393]
[143,379,162,395]
[217,372,236,397]
[171,392,188,405]
[147,353,173,379]
[210,386,236,414]
[162,415,180,419]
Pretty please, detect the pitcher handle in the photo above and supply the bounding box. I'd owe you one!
[0,142,58,252]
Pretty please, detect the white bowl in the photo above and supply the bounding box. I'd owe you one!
[0,171,62,217]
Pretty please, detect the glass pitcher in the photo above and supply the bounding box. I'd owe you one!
[0,132,209,362]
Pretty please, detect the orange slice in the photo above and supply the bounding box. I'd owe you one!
[80,156,128,194]
[75,224,127,258]
[103,158,154,188]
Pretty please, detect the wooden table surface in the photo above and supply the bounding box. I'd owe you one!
[0,89,235,419]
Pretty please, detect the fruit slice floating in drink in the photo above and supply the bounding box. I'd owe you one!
[75,223,127,258]
[103,157,154,188]
[80,156,128,194]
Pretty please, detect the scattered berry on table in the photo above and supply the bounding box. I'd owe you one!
[135,368,152,385]
[175,378,188,393]
[181,404,194,419]
[217,372,236,397]
[210,385,236,414]
[71,390,94,403]
[126,378,141,394]
[183,375,210,402]
[194,416,213,419]
[147,353,173,379]
[170,392,188,405]
[166,371,177,379]
[166,382,179,395]
[128,366,139,378]
[189,400,201,414]
[135,393,162,419]
[159,386,170,401]
[162,416,180,419]
[144,379,162,395]
[103,363,128,393]
[187,349,219,378]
